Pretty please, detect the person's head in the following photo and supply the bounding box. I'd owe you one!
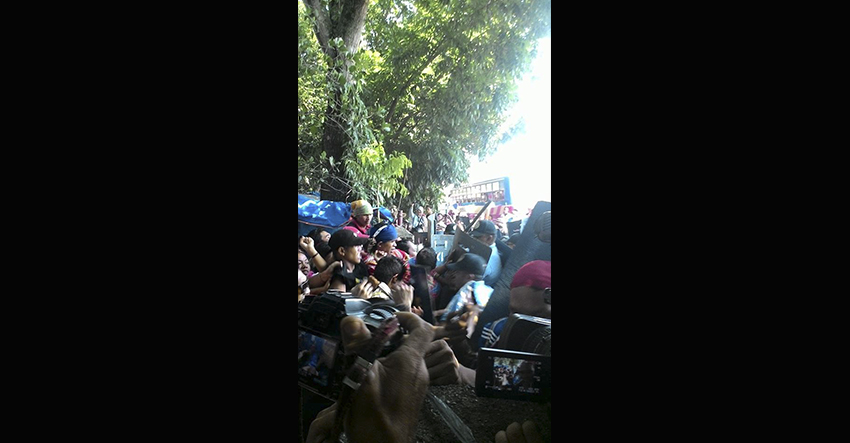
[328,229,369,264]
[350,199,374,227]
[373,255,406,285]
[416,206,424,215]
[298,268,310,301]
[470,220,498,245]
[416,247,437,270]
[509,260,551,318]
[443,252,487,291]
[369,222,399,254]
[396,239,416,257]
[308,227,331,244]
[297,249,311,275]
[444,223,456,235]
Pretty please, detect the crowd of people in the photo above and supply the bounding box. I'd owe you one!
[298,197,551,443]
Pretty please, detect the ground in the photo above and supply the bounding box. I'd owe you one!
[415,384,551,443]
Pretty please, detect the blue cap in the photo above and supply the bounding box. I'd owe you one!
[369,222,399,243]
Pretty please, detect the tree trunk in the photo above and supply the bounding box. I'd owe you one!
[320,86,350,202]
[303,0,370,203]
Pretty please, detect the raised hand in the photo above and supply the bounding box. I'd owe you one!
[306,313,434,443]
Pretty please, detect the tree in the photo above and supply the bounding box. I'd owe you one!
[299,0,551,206]
[301,0,400,203]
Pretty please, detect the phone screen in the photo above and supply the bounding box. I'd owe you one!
[298,329,340,395]
[475,348,550,401]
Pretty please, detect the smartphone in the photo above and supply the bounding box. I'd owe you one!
[475,347,550,402]
[409,265,435,324]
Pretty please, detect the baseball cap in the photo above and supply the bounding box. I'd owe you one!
[328,229,369,250]
[350,200,374,217]
[510,260,551,290]
[470,219,497,237]
[369,222,399,243]
[445,253,487,277]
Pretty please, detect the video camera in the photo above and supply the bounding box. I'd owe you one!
[475,314,551,402]
[297,290,404,400]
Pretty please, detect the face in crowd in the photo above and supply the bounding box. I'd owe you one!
[442,268,475,292]
[376,239,395,254]
[340,244,363,264]
[509,286,551,319]
[355,213,372,227]
[298,251,311,275]
[472,232,496,246]
[318,230,331,243]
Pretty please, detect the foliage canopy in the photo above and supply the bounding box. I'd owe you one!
[298,0,551,209]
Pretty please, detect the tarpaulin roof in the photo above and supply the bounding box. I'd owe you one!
[297,195,395,229]
[298,195,351,229]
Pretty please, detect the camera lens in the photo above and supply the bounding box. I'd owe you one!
[364,304,398,324]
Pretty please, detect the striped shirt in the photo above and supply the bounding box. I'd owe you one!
[479,316,508,349]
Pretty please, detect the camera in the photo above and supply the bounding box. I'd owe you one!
[496,313,551,355]
[297,290,403,400]
[474,314,551,402]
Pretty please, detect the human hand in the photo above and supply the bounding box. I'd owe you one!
[350,279,376,299]
[390,281,413,307]
[305,403,337,443]
[318,261,341,283]
[432,310,470,343]
[307,312,434,443]
[299,236,316,254]
[494,421,544,443]
[423,339,462,385]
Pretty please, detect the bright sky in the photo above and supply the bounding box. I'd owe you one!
[465,37,551,213]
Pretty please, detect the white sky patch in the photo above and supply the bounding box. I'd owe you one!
[465,37,551,213]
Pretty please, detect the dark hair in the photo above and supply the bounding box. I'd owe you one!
[301,233,332,258]
[374,255,405,284]
[444,224,456,235]
[314,241,332,258]
[396,239,415,255]
[307,227,330,244]
[416,247,437,270]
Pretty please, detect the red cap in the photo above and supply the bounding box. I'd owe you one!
[510,260,551,290]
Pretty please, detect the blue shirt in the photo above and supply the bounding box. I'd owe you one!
[479,317,508,349]
[483,243,502,287]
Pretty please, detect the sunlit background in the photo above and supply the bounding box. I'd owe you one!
[465,36,551,213]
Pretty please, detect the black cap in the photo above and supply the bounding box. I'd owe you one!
[470,219,497,237]
[328,229,369,250]
[445,253,487,277]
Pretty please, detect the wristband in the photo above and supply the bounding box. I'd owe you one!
[310,252,319,259]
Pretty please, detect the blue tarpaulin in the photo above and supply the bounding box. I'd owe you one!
[298,195,352,229]
[297,195,394,237]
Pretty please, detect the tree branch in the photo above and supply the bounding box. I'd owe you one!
[386,38,446,124]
